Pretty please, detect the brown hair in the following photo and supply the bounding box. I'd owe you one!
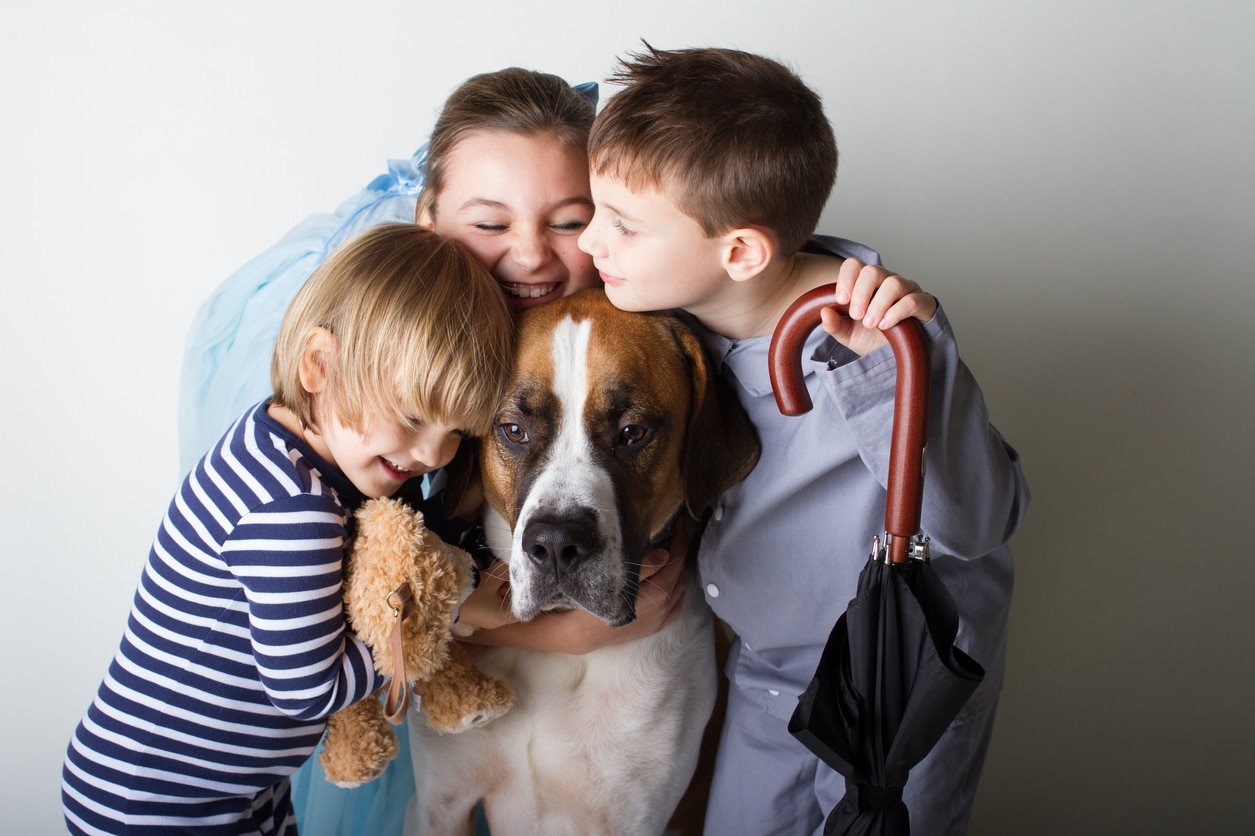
[589,44,837,255]
[417,67,596,222]
[271,224,514,437]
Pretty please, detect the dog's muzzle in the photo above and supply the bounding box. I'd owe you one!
[511,506,638,626]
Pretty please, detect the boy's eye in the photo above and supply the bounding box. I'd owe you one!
[611,218,635,237]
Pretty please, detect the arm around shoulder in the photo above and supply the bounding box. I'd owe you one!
[825,303,1030,559]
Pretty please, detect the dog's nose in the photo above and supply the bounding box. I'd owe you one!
[522,518,597,574]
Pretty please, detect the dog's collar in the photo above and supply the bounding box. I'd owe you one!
[459,523,497,572]
[648,514,681,552]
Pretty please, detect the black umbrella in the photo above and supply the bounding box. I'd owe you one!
[768,285,985,835]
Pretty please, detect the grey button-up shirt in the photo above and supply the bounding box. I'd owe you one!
[692,237,1030,723]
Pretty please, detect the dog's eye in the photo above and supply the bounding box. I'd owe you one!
[620,424,649,446]
[501,423,529,444]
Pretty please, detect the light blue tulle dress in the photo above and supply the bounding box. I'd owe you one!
[178,145,429,473]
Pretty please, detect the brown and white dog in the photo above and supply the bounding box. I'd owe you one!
[405,289,759,836]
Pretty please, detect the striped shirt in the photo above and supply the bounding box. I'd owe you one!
[63,402,384,835]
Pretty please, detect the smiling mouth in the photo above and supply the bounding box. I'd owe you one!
[500,282,560,300]
[381,458,417,479]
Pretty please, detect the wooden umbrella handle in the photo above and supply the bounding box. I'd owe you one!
[767,284,930,563]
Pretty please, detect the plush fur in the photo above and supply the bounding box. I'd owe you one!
[318,497,514,788]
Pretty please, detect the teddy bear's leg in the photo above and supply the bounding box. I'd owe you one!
[318,691,399,788]
[416,642,514,734]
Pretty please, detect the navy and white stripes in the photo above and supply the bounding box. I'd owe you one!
[63,403,383,835]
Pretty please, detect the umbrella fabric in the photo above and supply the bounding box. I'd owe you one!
[790,550,985,835]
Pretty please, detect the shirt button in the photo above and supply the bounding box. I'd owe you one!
[768,689,780,697]
[706,583,720,598]
[713,505,724,521]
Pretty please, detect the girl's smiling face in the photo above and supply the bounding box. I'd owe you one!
[423,130,601,310]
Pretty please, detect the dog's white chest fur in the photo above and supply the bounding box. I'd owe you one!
[407,521,715,835]
[410,588,715,836]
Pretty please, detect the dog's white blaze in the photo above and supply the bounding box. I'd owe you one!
[511,316,623,598]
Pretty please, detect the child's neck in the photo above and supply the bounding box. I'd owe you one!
[268,402,334,467]
[696,252,833,341]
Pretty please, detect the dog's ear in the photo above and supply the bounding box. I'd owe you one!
[668,318,761,519]
[440,437,483,522]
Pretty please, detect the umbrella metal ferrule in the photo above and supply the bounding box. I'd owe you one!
[877,533,931,564]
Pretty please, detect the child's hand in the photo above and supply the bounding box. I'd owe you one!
[820,258,937,355]
[454,561,519,632]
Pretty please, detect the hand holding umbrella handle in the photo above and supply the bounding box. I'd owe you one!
[768,283,930,564]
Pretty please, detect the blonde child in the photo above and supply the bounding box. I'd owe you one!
[579,45,1030,836]
[179,68,686,834]
[62,224,514,836]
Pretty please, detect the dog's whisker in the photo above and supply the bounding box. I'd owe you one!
[634,574,677,604]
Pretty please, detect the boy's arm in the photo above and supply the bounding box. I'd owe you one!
[822,305,1030,559]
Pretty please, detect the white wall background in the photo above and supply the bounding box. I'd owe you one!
[3,1,1252,833]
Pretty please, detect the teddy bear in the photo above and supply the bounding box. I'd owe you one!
[317,496,514,788]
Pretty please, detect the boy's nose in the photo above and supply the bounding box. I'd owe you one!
[577,219,602,257]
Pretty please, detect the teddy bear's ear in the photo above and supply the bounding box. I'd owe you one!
[441,437,482,521]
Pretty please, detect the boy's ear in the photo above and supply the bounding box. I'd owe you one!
[721,227,775,282]
[298,327,336,394]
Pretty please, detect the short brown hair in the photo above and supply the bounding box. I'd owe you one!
[271,224,514,437]
[417,67,596,222]
[589,45,837,255]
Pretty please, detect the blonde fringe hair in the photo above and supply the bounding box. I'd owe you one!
[271,224,514,437]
